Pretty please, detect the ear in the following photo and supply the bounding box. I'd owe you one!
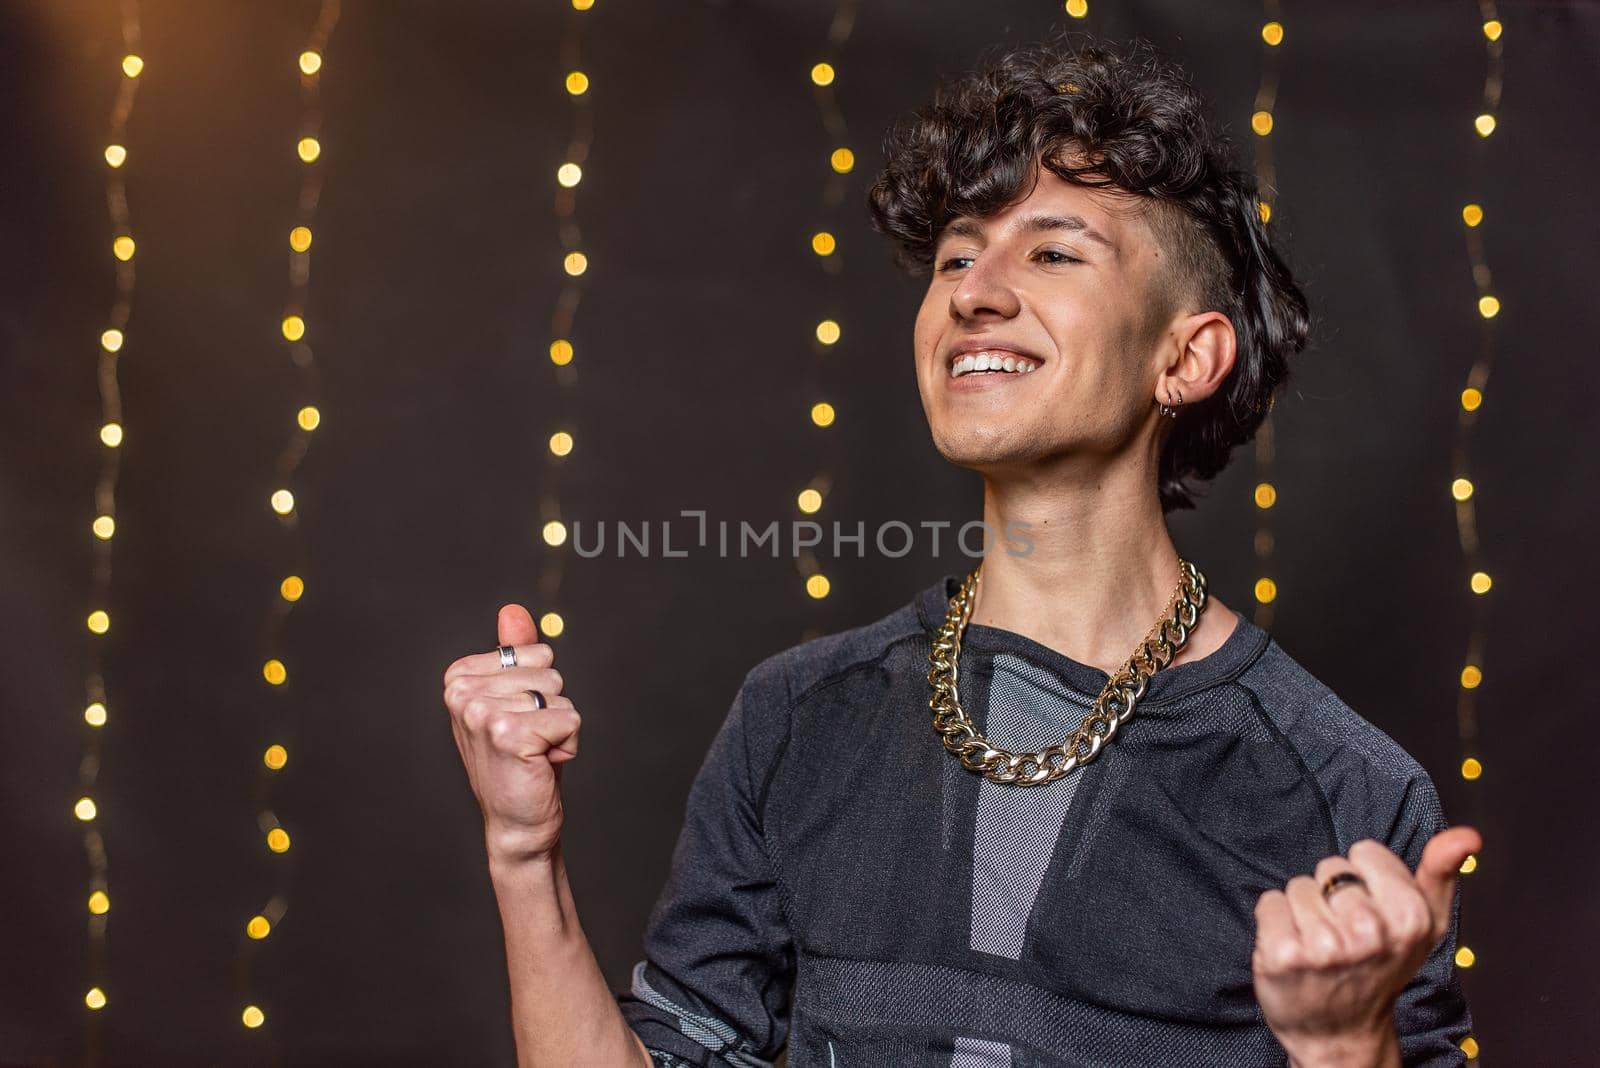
[1157,311,1236,408]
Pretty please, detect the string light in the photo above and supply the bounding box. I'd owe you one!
[529,0,599,647]
[237,0,340,1038]
[78,0,142,1034]
[1248,0,1285,629]
[1447,6,1502,1062]
[796,3,858,614]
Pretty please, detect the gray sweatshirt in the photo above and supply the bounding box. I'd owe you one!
[617,574,1472,1067]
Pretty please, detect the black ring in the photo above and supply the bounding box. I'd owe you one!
[1321,870,1368,900]
[525,689,547,710]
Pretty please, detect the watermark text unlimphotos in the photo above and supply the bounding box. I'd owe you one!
[565,512,1035,559]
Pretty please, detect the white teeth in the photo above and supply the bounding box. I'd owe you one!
[949,350,1040,378]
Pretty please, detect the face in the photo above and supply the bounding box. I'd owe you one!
[913,159,1177,478]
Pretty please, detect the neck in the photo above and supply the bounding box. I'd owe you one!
[966,460,1198,677]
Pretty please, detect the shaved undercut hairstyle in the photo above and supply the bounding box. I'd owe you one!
[867,30,1313,513]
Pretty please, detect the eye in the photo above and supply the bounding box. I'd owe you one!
[936,256,972,273]
[1034,249,1082,265]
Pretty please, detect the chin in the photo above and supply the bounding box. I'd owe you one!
[929,426,1035,472]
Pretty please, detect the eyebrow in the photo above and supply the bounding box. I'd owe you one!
[940,212,1118,254]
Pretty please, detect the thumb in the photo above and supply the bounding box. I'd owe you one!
[1415,824,1482,930]
[497,603,539,648]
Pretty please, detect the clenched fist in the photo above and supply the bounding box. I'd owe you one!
[443,604,582,865]
[1252,825,1482,1066]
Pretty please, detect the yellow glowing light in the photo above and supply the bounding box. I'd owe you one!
[812,231,837,256]
[264,744,289,770]
[75,797,98,821]
[1258,201,1272,225]
[548,431,574,457]
[1451,477,1474,501]
[101,328,124,353]
[1474,113,1496,138]
[1470,571,1492,594]
[100,422,123,447]
[831,147,855,174]
[1251,110,1274,136]
[539,612,565,638]
[85,702,108,727]
[1261,21,1284,46]
[815,319,841,345]
[1254,577,1277,604]
[1461,387,1483,412]
[122,55,144,78]
[811,63,835,87]
[1455,946,1476,968]
[797,488,823,514]
[299,50,322,75]
[1254,482,1277,509]
[564,251,588,276]
[549,338,574,366]
[88,890,110,915]
[1461,204,1483,228]
[1460,664,1482,689]
[1065,0,1088,18]
[104,144,127,168]
[266,828,291,853]
[1477,295,1500,319]
[289,226,313,252]
[1460,854,1478,875]
[565,70,589,95]
[543,520,568,547]
[280,575,304,602]
[263,659,288,686]
[810,402,836,428]
[113,236,135,261]
[93,515,116,539]
[297,137,322,162]
[282,315,306,341]
[270,489,295,515]
[247,915,272,939]
[806,573,831,599]
[1461,1035,1480,1058]
[573,0,595,9]
[1461,757,1483,781]
[86,987,107,1010]
[557,162,582,188]
[297,405,320,431]
[243,1005,266,1028]
[1482,20,1502,42]
[87,610,110,635]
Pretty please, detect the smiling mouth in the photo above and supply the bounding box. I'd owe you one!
[948,351,1040,379]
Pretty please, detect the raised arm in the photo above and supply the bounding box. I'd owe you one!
[443,603,652,1068]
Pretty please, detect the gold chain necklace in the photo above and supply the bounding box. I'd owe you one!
[927,559,1208,786]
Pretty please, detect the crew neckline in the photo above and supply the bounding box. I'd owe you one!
[914,572,1270,706]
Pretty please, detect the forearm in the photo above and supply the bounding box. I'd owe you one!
[1284,1025,1402,1068]
[490,843,653,1068]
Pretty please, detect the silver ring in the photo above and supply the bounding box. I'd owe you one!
[525,689,547,710]
[498,644,517,669]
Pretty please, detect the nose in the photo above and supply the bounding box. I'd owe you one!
[949,250,1021,322]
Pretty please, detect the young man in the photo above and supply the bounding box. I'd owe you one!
[443,33,1479,1068]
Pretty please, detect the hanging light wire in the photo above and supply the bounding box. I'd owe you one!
[796,2,859,624]
[535,0,599,643]
[1444,7,1502,1064]
[236,0,341,1037]
[1248,2,1285,629]
[79,0,143,1043]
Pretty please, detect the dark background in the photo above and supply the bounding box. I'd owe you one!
[3,1,1595,1064]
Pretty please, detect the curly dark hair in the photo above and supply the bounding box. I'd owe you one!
[866,30,1312,513]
